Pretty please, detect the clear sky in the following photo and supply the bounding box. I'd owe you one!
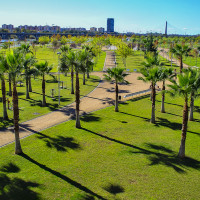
[0,0,200,35]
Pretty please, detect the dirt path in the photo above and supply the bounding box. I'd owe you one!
[0,51,160,148]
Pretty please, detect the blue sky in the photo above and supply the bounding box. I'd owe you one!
[0,0,200,34]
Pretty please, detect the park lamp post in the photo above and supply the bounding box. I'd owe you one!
[57,52,61,106]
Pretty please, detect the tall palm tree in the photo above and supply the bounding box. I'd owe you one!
[6,50,23,154]
[159,67,174,113]
[170,44,191,73]
[0,55,9,120]
[168,70,199,158]
[73,51,84,128]
[66,50,76,94]
[35,61,52,107]
[22,55,36,99]
[104,68,129,112]
[138,66,162,123]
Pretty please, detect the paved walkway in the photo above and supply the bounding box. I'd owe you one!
[0,51,161,147]
[103,51,116,71]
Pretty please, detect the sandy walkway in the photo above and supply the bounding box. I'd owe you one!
[0,51,159,147]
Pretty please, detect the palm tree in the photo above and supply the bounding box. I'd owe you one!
[60,45,71,53]
[0,55,9,120]
[159,67,174,113]
[104,68,129,112]
[35,61,52,107]
[6,50,23,154]
[74,51,85,128]
[184,68,200,121]
[17,43,33,92]
[66,50,76,94]
[79,49,94,85]
[170,44,191,73]
[22,55,36,99]
[168,70,199,158]
[138,66,162,123]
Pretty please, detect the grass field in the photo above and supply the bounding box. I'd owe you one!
[0,93,199,200]
[0,74,100,129]
[116,51,179,72]
[93,51,106,71]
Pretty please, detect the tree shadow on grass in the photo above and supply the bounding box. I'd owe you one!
[20,124,81,152]
[0,118,13,130]
[20,153,106,200]
[0,163,41,200]
[81,113,101,122]
[103,183,125,195]
[0,163,20,173]
[155,117,182,130]
[81,128,200,173]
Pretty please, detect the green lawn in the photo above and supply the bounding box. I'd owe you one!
[0,74,100,129]
[93,51,106,71]
[0,93,199,199]
[116,51,179,72]
[182,56,200,68]
[116,51,145,72]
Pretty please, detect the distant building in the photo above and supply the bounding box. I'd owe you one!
[90,27,97,32]
[98,27,105,33]
[2,24,14,31]
[107,18,114,33]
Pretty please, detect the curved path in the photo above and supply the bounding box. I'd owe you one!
[0,51,161,147]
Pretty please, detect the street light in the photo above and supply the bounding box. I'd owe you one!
[57,52,61,106]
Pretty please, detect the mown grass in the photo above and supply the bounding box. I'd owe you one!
[116,51,179,72]
[93,51,106,72]
[0,74,100,129]
[0,93,199,199]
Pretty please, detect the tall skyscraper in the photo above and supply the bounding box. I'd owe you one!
[107,18,114,33]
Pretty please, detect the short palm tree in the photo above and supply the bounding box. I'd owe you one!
[35,61,52,107]
[170,44,191,73]
[0,55,9,120]
[168,70,199,158]
[159,67,174,113]
[138,66,162,123]
[183,67,200,121]
[60,45,71,53]
[22,55,36,99]
[6,50,23,154]
[104,67,129,112]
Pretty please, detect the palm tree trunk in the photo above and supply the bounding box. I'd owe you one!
[87,70,90,78]
[189,92,194,121]
[180,56,183,73]
[161,80,165,113]
[9,74,12,96]
[151,83,156,123]
[26,76,30,99]
[13,80,23,154]
[83,72,86,85]
[115,82,119,112]
[1,78,8,120]
[178,97,188,158]
[75,71,81,128]
[29,76,32,92]
[71,68,74,94]
[42,75,46,106]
